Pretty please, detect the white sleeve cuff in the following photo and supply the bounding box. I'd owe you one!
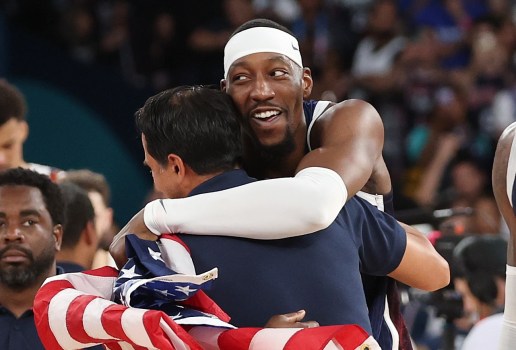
[143,167,347,239]
[499,265,516,349]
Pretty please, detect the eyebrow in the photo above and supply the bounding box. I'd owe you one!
[0,209,42,219]
[20,209,42,217]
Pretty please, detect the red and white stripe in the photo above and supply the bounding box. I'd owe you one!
[34,235,381,349]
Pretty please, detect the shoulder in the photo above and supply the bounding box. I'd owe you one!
[317,99,382,128]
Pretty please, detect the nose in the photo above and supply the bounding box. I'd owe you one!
[250,75,275,101]
[2,226,24,242]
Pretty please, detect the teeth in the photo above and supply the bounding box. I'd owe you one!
[254,110,279,119]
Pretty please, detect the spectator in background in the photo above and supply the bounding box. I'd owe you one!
[404,83,492,208]
[0,168,64,350]
[454,235,507,349]
[187,0,256,84]
[56,182,98,273]
[0,80,64,180]
[61,169,116,269]
[349,0,408,186]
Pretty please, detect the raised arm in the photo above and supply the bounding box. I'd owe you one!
[298,99,391,196]
[492,122,516,349]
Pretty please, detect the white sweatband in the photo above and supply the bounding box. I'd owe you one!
[224,27,303,78]
[144,167,347,239]
[499,265,516,349]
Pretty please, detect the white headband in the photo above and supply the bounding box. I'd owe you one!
[224,27,303,79]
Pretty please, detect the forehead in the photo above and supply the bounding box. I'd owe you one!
[0,185,47,212]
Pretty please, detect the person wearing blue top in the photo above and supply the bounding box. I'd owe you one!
[112,85,449,345]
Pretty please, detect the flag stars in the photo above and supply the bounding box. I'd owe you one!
[119,265,141,279]
[148,247,164,262]
[175,285,197,296]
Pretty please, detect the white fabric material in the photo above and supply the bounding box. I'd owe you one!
[462,313,503,350]
[144,167,347,239]
[499,265,516,349]
[224,27,303,78]
[507,124,516,207]
[306,100,331,151]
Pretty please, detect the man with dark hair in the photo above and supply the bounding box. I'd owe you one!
[0,80,63,180]
[0,168,64,349]
[124,18,414,349]
[61,169,115,268]
[56,182,98,272]
[493,122,516,348]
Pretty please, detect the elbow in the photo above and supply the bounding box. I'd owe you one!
[304,206,340,232]
[424,258,451,292]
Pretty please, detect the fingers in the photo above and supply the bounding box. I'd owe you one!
[283,309,306,322]
[296,320,320,328]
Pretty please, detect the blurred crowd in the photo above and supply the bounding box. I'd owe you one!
[2,0,516,349]
[4,0,516,229]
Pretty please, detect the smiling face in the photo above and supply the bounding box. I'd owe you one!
[0,185,61,290]
[223,52,313,152]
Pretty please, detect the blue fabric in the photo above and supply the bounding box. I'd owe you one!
[113,235,217,321]
[181,169,406,336]
[0,267,102,350]
[513,175,516,216]
[303,100,399,349]
[0,308,44,350]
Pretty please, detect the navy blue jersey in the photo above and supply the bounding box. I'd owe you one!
[303,100,404,349]
[180,169,406,334]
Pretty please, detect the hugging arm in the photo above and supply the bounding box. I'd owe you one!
[142,99,386,239]
[388,222,450,291]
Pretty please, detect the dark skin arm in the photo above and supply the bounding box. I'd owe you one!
[110,209,151,268]
[300,98,392,196]
[493,122,516,266]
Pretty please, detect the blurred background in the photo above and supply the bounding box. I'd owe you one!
[1,1,515,348]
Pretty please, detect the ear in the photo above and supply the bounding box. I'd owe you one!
[19,120,29,142]
[53,224,63,251]
[167,153,186,178]
[302,68,313,99]
[220,78,227,93]
[83,220,98,247]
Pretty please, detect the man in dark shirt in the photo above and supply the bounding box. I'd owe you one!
[0,168,64,350]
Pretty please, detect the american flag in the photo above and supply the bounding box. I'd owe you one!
[34,234,380,349]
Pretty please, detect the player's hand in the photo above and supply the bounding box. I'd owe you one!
[264,310,319,328]
[109,209,157,268]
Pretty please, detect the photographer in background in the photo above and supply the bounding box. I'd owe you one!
[454,235,507,349]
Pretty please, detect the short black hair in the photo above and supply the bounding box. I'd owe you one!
[0,80,27,125]
[0,168,64,225]
[231,18,294,38]
[59,182,95,249]
[135,86,242,175]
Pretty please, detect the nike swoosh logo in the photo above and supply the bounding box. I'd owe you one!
[291,42,299,51]
[159,199,168,213]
